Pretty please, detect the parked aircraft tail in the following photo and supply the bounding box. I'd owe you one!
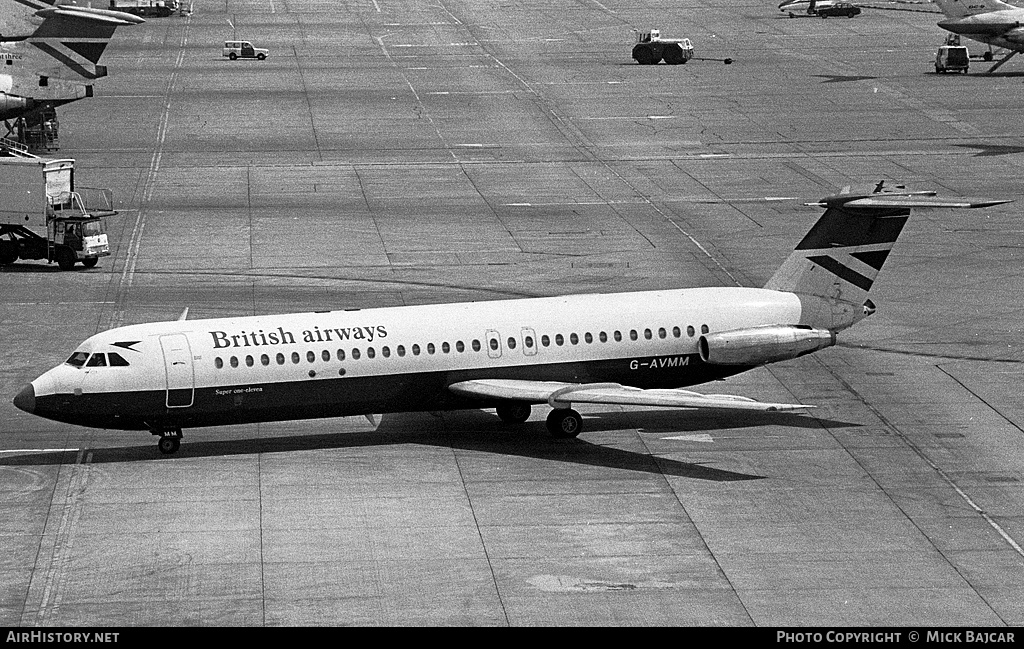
[25,5,143,80]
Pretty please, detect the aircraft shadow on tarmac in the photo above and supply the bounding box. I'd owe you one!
[0,410,857,482]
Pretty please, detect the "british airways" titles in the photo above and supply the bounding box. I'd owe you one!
[210,325,388,349]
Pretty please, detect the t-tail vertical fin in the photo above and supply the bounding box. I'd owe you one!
[765,188,1011,330]
[26,5,143,81]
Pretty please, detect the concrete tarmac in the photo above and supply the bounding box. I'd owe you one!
[2,0,1023,626]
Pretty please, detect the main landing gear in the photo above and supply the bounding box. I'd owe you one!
[546,408,583,439]
[495,402,583,439]
[151,427,183,455]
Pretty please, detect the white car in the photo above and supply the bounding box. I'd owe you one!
[223,41,268,61]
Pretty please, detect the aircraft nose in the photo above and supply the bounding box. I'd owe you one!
[13,383,35,414]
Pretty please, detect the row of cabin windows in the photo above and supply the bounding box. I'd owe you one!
[212,324,711,370]
[65,351,132,368]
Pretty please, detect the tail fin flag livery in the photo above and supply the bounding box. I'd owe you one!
[765,185,1009,330]
[11,186,1011,454]
[23,5,145,82]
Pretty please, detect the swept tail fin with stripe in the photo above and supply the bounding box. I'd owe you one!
[25,6,144,81]
[765,186,1011,331]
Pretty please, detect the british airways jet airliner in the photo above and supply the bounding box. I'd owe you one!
[12,187,1009,454]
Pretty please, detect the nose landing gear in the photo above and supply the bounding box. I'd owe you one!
[151,427,183,455]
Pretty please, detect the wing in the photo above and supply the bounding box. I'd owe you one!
[448,379,812,412]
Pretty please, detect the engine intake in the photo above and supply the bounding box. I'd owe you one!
[698,325,836,366]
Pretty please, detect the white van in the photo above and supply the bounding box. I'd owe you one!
[223,41,268,61]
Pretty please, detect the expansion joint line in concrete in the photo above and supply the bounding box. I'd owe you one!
[812,354,1020,624]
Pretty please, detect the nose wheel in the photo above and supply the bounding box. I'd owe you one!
[152,428,183,455]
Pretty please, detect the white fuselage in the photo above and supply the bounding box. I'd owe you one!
[20,286,808,432]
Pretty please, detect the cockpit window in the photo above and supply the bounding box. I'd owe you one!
[108,352,130,367]
[66,352,90,367]
[86,353,107,367]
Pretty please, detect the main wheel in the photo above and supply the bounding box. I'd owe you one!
[546,409,583,438]
[81,257,98,269]
[496,402,532,424]
[157,436,180,455]
[55,248,75,270]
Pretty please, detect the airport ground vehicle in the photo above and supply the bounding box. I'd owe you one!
[815,2,861,18]
[936,45,970,73]
[223,41,269,61]
[4,109,60,153]
[0,153,115,270]
[632,30,694,65]
[108,0,177,16]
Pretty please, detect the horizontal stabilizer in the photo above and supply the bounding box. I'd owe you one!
[35,7,146,26]
[449,379,813,412]
[822,196,1013,210]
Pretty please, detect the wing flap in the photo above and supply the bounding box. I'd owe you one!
[449,379,812,412]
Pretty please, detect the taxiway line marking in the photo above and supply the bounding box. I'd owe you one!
[0,449,80,453]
